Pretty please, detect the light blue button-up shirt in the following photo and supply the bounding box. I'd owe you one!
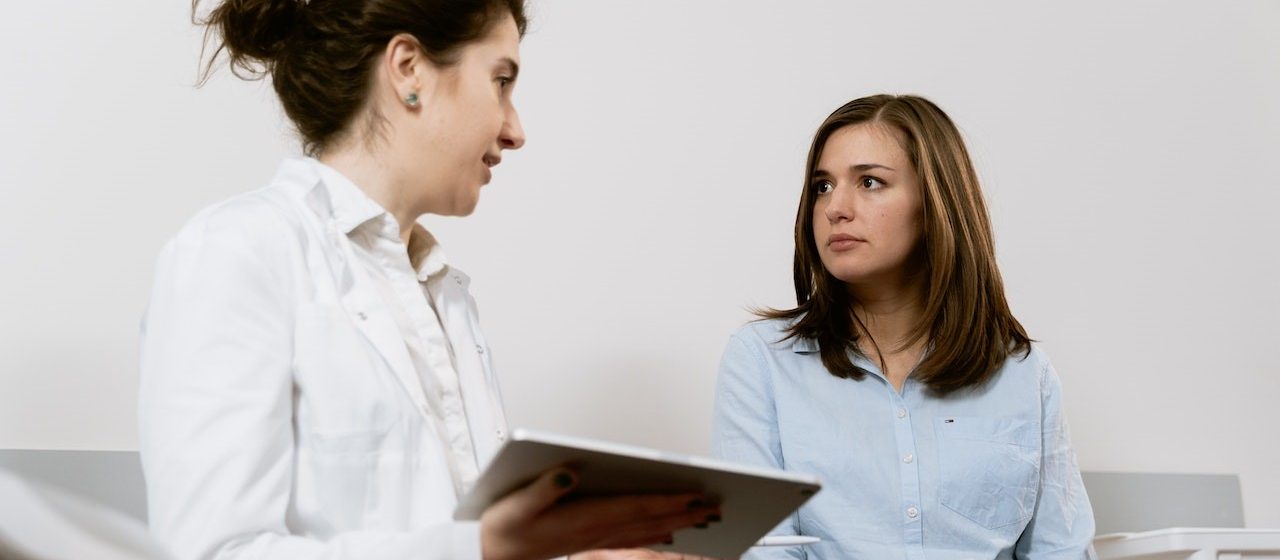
[712,319,1096,559]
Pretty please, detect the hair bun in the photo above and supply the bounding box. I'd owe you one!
[209,0,302,64]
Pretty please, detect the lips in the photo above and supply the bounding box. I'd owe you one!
[481,155,500,184]
[827,233,865,250]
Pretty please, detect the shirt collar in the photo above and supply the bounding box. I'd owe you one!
[306,157,451,283]
[407,224,450,282]
[790,336,819,354]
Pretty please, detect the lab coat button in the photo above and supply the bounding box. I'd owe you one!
[356,312,368,321]
[475,345,485,354]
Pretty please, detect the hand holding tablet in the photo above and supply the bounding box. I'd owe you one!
[456,429,822,558]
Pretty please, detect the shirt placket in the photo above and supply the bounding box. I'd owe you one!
[372,225,479,493]
[890,381,926,560]
[412,280,478,489]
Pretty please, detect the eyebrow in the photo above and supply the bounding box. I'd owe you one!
[811,163,896,177]
[497,57,520,80]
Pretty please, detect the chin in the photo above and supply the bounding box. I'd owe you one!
[454,195,480,217]
[824,261,884,286]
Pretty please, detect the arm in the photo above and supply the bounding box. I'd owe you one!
[710,332,804,560]
[138,212,482,560]
[138,209,717,560]
[1014,361,1098,560]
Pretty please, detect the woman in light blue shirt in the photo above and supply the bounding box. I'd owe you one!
[712,94,1096,559]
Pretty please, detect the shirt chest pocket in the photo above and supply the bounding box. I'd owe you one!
[293,303,401,455]
[934,416,1040,529]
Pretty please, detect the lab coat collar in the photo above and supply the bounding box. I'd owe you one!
[305,157,388,236]
[300,157,452,284]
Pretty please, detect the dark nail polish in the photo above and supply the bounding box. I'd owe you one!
[694,522,709,529]
[663,537,674,545]
[687,498,707,510]
[707,513,722,523]
[553,472,574,488]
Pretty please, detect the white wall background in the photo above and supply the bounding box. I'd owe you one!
[2,0,1277,527]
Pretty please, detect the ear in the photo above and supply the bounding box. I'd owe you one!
[382,33,428,109]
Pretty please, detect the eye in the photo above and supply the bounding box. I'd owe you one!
[813,180,834,195]
[859,176,885,189]
[496,76,513,90]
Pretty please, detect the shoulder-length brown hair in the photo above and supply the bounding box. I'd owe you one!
[761,94,1030,395]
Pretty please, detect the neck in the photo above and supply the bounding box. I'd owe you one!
[319,143,420,244]
[848,274,926,356]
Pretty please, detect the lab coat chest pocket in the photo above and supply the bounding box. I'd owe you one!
[935,416,1040,530]
[293,303,400,455]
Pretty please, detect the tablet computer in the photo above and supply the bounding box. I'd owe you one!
[453,429,821,558]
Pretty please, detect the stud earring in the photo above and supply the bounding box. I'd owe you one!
[404,92,419,107]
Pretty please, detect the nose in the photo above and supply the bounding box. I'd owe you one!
[499,105,525,150]
[822,183,855,224]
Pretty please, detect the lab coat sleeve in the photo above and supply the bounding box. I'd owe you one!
[138,204,483,560]
[1013,360,1097,560]
[710,331,804,560]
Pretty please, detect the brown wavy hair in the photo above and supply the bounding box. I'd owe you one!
[194,0,528,156]
[760,94,1031,395]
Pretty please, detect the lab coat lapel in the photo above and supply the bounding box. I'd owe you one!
[340,275,431,415]
[301,179,432,416]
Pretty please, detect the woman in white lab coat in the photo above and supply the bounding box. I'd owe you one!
[137,1,719,559]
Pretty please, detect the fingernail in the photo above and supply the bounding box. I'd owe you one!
[687,498,707,510]
[706,513,722,523]
[694,522,709,529]
[553,471,574,488]
[663,537,674,545]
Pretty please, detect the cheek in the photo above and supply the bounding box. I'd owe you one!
[812,198,831,227]
[886,208,924,255]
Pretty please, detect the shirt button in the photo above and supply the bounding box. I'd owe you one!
[897,408,907,419]
[907,507,919,519]
[903,453,914,464]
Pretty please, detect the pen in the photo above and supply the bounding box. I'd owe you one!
[754,536,821,547]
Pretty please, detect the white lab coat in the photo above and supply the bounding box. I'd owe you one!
[138,159,508,560]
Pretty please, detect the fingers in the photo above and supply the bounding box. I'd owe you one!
[557,493,715,527]
[506,467,579,521]
[500,490,722,559]
[581,505,722,552]
[610,507,721,545]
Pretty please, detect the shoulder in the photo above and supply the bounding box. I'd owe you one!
[718,317,817,384]
[1010,343,1053,374]
[727,316,809,353]
[999,342,1063,396]
[162,172,313,263]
